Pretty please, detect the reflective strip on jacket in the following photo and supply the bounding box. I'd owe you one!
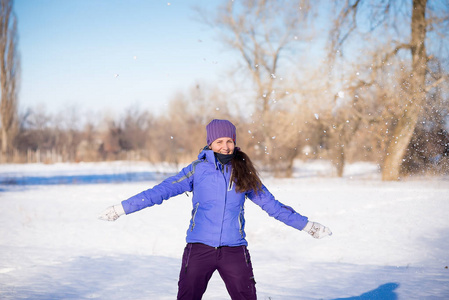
[121,149,309,247]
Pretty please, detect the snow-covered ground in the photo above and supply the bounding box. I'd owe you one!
[0,161,448,299]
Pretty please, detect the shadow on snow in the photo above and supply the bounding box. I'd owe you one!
[331,283,399,300]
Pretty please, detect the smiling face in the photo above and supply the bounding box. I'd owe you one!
[209,137,235,154]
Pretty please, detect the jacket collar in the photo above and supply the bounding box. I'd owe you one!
[198,148,216,162]
[198,148,221,169]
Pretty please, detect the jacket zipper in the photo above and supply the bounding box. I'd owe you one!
[218,162,228,246]
[239,206,244,238]
[190,202,199,231]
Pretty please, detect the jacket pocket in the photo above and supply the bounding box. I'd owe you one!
[190,202,199,231]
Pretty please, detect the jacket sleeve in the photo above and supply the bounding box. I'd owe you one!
[121,163,195,215]
[246,185,309,231]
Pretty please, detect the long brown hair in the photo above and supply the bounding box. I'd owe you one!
[231,148,263,194]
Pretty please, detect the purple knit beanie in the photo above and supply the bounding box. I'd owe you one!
[206,119,237,145]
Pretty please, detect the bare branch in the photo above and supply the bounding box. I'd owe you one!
[425,75,448,92]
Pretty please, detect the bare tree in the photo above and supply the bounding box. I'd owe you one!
[329,0,449,180]
[198,0,315,171]
[156,83,233,166]
[76,121,101,162]
[0,0,19,162]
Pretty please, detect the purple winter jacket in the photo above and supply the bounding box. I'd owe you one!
[121,149,308,247]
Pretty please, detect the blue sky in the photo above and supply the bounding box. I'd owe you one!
[15,0,233,116]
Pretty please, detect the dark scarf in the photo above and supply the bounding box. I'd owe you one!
[215,151,235,165]
[203,145,237,165]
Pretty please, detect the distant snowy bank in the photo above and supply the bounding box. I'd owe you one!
[0,159,382,182]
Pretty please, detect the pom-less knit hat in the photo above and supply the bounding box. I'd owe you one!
[206,119,236,145]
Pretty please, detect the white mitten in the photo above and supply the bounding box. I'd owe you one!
[303,221,332,239]
[98,204,125,221]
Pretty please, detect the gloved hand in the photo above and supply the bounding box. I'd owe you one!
[303,221,332,239]
[98,204,125,221]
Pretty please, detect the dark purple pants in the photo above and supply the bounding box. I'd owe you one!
[177,243,257,300]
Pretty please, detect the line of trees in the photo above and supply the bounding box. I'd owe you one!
[1,0,448,180]
[7,76,449,178]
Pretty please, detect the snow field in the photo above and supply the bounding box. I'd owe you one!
[0,162,448,299]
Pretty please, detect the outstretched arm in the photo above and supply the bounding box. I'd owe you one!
[247,185,332,239]
[98,162,196,221]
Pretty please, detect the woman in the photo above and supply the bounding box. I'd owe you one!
[99,119,332,300]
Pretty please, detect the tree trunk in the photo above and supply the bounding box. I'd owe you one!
[0,0,19,162]
[1,125,6,161]
[382,105,421,180]
[382,0,427,180]
[335,145,345,177]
